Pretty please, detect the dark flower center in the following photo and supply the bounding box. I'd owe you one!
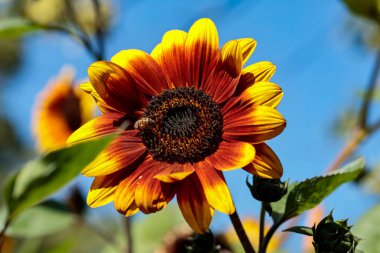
[140,87,223,164]
[61,90,82,131]
[51,88,82,131]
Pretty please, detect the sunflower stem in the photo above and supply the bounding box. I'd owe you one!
[124,217,133,253]
[258,203,265,252]
[229,211,256,253]
[262,219,282,253]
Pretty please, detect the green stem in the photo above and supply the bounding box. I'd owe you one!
[258,203,265,252]
[261,219,282,253]
[229,211,256,253]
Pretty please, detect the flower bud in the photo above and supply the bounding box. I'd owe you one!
[313,211,360,253]
[246,176,287,202]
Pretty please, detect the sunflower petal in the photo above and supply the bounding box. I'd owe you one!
[237,38,257,66]
[177,175,214,234]
[223,105,286,144]
[88,61,146,115]
[111,49,169,96]
[154,163,195,183]
[80,82,114,113]
[185,18,219,89]
[239,81,283,108]
[245,61,276,82]
[202,40,242,103]
[234,61,276,95]
[87,171,125,208]
[82,131,146,176]
[113,156,153,215]
[243,143,283,179]
[134,169,174,214]
[220,40,243,77]
[151,30,188,88]
[207,141,255,171]
[67,112,128,145]
[195,161,235,214]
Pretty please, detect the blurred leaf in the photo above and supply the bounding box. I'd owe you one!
[374,89,380,101]
[343,0,380,24]
[15,237,43,253]
[0,17,43,38]
[358,165,380,194]
[0,39,23,76]
[283,226,313,236]
[331,106,358,139]
[270,158,364,223]
[7,200,75,238]
[3,134,115,218]
[353,204,380,252]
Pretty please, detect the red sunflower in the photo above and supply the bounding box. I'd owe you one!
[33,66,95,153]
[68,18,286,233]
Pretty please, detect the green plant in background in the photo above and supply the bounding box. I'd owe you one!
[0,1,379,253]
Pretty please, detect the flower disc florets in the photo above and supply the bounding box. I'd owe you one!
[141,87,223,164]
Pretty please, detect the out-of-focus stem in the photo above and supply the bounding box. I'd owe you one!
[359,51,380,129]
[125,217,133,253]
[326,128,367,173]
[229,211,256,253]
[92,0,105,61]
[328,50,380,172]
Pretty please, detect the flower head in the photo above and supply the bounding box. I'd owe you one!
[68,18,286,233]
[313,211,360,253]
[33,67,95,152]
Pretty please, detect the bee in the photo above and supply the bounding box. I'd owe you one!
[134,117,156,130]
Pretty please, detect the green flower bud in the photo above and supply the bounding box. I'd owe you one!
[246,176,287,202]
[313,211,360,253]
[187,231,223,253]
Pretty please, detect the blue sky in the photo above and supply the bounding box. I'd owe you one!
[2,0,380,251]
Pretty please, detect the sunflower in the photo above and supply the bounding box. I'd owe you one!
[33,67,95,152]
[68,18,286,233]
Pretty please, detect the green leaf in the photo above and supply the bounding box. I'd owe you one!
[6,200,76,238]
[3,134,115,218]
[283,226,314,236]
[0,18,44,39]
[270,182,295,224]
[284,158,364,220]
[353,204,380,253]
[270,158,364,223]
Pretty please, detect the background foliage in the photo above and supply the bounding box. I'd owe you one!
[1,0,380,252]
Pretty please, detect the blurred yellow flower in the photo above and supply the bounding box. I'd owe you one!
[23,0,65,24]
[32,66,95,152]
